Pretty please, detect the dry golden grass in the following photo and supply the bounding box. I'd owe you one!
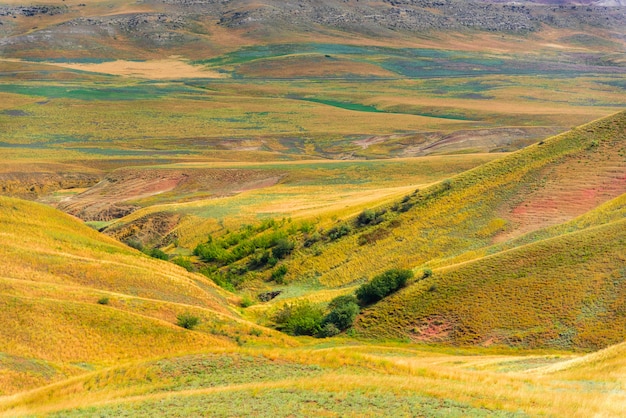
[0,196,299,396]
[52,60,225,80]
[1,342,625,417]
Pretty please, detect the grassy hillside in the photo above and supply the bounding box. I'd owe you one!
[356,217,626,350]
[282,111,626,288]
[0,197,293,396]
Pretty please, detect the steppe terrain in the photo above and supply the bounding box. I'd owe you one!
[1,0,625,416]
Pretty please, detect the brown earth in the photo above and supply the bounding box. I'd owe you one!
[104,211,182,248]
[57,167,285,222]
[352,127,562,156]
[0,163,101,200]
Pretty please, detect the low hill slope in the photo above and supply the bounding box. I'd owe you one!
[355,217,626,350]
[0,197,290,395]
[286,111,626,287]
[539,340,626,382]
[3,343,625,418]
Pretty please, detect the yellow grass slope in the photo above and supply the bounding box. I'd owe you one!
[356,215,626,350]
[0,197,292,395]
[286,111,626,287]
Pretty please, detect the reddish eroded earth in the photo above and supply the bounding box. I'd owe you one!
[57,167,284,221]
[496,141,626,242]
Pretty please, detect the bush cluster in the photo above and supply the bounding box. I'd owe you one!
[176,313,200,330]
[273,295,360,338]
[356,268,413,305]
[327,224,351,241]
[356,209,386,227]
[146,247,169,260]
[194,230,294,269]
[274,301,324,336]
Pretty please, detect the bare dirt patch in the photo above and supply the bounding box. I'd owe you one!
[57,167,285,221]
[0,162,101,200]
[105,211,182,248]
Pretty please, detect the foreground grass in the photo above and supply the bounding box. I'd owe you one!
[2,342,625,417]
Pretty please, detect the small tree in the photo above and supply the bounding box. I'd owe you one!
[356,268,413,305]
[176,312,200,330]
[274,301,324,336]
[323,295,360,332]
[272,238,294,260]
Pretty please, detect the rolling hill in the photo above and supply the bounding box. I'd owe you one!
[283,111,626,288]
[1,0,625,415]
[0,196,292,396]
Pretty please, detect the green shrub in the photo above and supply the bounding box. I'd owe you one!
[97,297,109,305]
[274,301,324,336]
[194,242,231,263]
[147,248,169,260]
[323,295,360,332]
[356,268,413,305]
[327,224,351,241]
[199,267,236,292]
[422,268,433,279]
[319,323,341,338]
[271,264,288,284]
[240,296,254,308]
[176,313,200,330]
[172,256,194,271]
[272,238,294,259]
[356,209,386,227]
[356,209,377,226]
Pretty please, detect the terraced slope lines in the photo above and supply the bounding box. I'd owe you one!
[0,197,289,395]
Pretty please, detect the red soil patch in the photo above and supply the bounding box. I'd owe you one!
[408,316,455,343]
[496,143,626,242]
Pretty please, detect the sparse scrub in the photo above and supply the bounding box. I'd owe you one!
[176,313,200,330]
[125,238,144,251]
[240,296,254,308]
[271,264,288,284]
[357,227,390,246]
[171,256,194,271]
[327,223,351,241]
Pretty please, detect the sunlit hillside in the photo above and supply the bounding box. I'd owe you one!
[0,196,292,396]
[1,0,626,416]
